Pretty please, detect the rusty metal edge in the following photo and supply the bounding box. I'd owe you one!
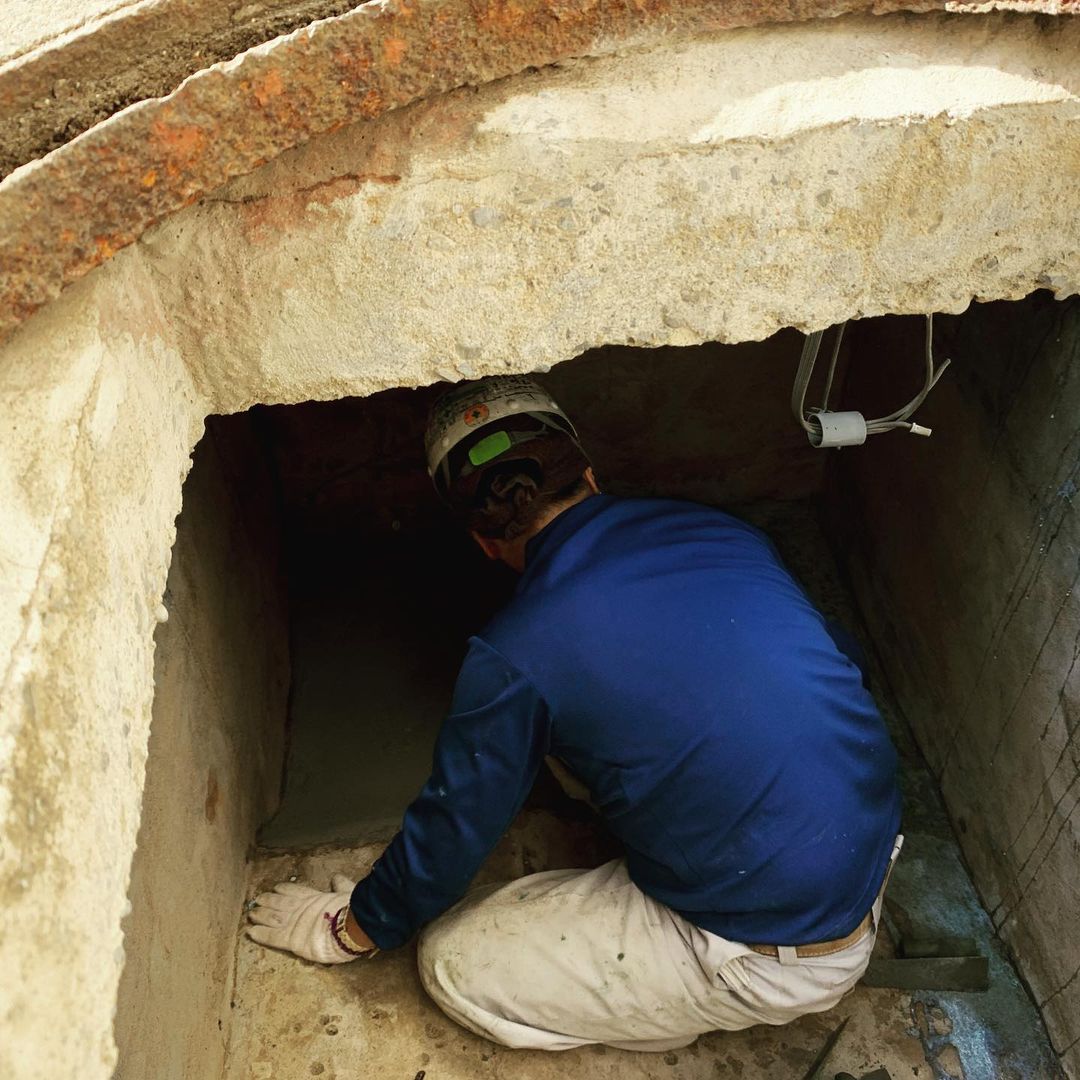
[0,0,365,180]
[0,0,1066,345]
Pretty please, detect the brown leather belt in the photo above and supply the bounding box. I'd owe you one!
[748,910,873,959]
[747,835,902,961]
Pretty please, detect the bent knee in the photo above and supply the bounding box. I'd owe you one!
[417,915,507,1043]
[417,913,472,1008]
[417,886,505,996]
[416,920,445,993]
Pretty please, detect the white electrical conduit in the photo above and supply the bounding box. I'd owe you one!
[791,314,951,447]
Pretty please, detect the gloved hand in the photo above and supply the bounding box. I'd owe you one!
[246,874,360,964]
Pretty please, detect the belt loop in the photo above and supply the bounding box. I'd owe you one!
[777,945,799,967]
[873,833,905,934]
[881,833,904,895]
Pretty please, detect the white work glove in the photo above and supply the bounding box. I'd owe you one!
[246,873,360,964]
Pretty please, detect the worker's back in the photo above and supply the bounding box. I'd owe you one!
[482,494,901,946]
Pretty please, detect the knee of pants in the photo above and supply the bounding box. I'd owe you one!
[417,913,471,1014]
[416,918,445,987]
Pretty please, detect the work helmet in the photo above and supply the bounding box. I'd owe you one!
[425,375,581,502]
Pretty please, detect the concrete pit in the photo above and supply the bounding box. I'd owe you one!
[110,293,1079,1079]
[2,8,1079,1079]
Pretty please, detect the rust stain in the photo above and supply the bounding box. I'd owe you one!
[357,86,385,119]
[204,769,220,824]
[334,39,374,78]
[252,69,285,107]
[383,37,408,64]
[475,0,531,32]
[0,0,1071,343]
[151,120,207,157]
[150,119,209,179]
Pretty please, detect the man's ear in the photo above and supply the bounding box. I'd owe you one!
[470,531,504,561]
[584,467,600,494]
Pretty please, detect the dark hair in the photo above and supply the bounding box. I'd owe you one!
[446,430,591,540]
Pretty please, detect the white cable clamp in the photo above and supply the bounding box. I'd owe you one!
[791,314,950,449]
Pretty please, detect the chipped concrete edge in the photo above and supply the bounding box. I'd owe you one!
[0,0,365,179]
[0,0,1000,347]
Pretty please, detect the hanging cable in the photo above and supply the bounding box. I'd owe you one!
[821,320,845,412]
[866,313,951,434]
[791,314,950,447]
[791,328,825,436]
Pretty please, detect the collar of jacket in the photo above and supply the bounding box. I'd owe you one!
[521,492,613,575]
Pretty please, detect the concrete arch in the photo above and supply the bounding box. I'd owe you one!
[1,10,1079,1079]
[2,0,1070,345]
[122,13,1080,416]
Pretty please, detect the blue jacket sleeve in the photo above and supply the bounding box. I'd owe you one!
[349,636,550,949]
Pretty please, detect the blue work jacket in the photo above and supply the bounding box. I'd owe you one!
[351,495,901,949]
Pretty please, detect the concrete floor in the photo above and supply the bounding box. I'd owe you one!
[231,502,1063,1080]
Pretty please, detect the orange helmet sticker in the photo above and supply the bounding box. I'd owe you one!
[463,403,489,426]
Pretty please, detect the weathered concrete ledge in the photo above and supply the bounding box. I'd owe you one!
[3,0,1068,346]
[153,13,1080,413]
[0,0,361,180]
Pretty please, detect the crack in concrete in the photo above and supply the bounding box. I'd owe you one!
[0,363,102,707]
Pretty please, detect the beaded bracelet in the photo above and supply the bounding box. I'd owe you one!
[329,906,378,959]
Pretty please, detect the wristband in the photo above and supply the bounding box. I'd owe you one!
[328,906,378,958]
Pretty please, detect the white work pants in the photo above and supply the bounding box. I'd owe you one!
[418,855,890,1052]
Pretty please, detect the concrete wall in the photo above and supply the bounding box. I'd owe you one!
[0,244,204,1079]
[113,415,289,1079]
[549,337,830,504]
[259,334,831,548]
[827,292,1080,1078]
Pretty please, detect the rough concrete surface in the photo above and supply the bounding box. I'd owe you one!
[0,0,361,178]
[0,242,206,1080]
[112,416,291,1079]
[148,13,1080,415]
[12,0,1073,182]
[0,13,1078,1080]
[228,829,1061,1080]
[828,293,1080,1077]
[0,0,966,182]
[2,2,1079,341]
